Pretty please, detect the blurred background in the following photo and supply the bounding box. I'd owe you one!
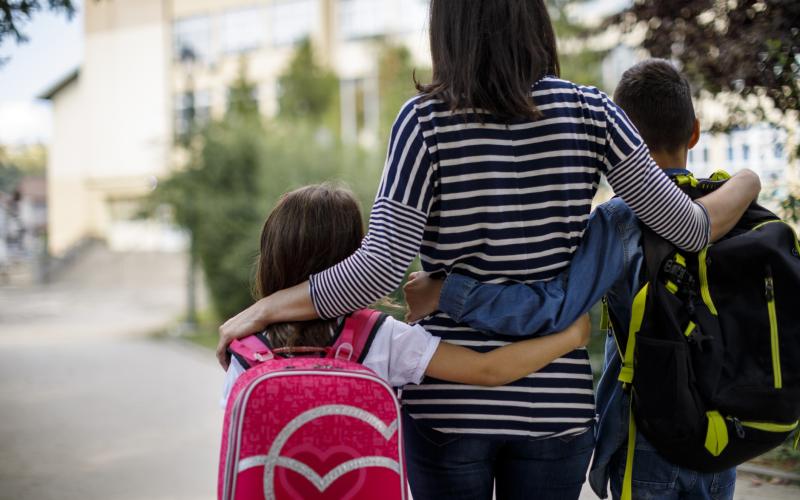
[0,1,798,499]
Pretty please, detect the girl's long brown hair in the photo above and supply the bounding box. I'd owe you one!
[254,184,364,348]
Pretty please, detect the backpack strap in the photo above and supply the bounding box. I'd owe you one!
[621,397,637,500]
[228,332,274,369]
[618,282,649,388]
[329,309,388,363]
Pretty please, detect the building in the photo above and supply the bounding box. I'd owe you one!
[41,0,430,256]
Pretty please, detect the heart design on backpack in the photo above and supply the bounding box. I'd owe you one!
[237,404,400,499]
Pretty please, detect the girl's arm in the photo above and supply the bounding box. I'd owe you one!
[424,315,591,387]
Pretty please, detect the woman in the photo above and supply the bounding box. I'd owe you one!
[217,2,759,499]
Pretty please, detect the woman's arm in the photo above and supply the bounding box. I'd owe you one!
[697,170,760,241]
[217,100,434,368]
[217,282,316,367]
[424,315,591,386]
[600,95,759,251]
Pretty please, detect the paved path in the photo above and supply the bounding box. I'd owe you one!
[0,246,797,499]
[0,247,220,500]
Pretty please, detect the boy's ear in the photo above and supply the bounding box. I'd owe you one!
[688,119,700,149]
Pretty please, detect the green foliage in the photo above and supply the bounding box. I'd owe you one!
[0,1,75,45]
[152,71,381,319]
[277,39,338,123]
[549,0,606,89]
[0,144,45,193]
[226,62,260,119]
[377,43,428,136]
[607,0,800,128]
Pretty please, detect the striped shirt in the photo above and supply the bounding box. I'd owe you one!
[309,77,710,438]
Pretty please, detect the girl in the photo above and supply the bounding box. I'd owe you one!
[221,184,590,405]
[218,2,759,498]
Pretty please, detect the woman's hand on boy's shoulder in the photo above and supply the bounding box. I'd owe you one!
[403,271,443,323]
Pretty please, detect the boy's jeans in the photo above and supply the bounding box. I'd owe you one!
[608,431,736,500]
[402,410,595,500]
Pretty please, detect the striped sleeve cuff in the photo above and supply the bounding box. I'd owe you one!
[309,198,427,319]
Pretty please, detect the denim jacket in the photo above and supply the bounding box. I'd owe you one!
[438,194,648,498]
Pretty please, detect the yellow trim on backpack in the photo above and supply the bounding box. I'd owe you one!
[684,321,697,338]
[675,174,699,187]
[705,411,729,456]
[709,170,732,181]
[752,219,800,257]
[618,283,649,386]
[733,418,798,433]
[674,253,687,267]
[600,298,609,333]
[766,275,782,389]
[698,248,718,316]
[621,398,637,500]
[666,281,679,294]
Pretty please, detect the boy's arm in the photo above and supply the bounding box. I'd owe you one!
[424,315,590,386]
[404,205,629,336]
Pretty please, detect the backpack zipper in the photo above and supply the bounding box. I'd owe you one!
[765,270,782,389]
[698,248,717,315]
[728,416,798,437]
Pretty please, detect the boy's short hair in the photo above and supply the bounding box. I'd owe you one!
[613,59,696,153]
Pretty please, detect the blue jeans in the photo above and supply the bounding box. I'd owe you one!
[608,432,736,500]
[402,411,595,500]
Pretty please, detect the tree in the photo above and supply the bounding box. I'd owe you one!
[152,64,381,320]
[277,38,338,122]
[0,1,75,44]
[550,0,607,89]
[607,0,799,129]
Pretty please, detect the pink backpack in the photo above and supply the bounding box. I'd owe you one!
[218,309,408,500]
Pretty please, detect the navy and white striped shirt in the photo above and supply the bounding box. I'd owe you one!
[309,77,710,438]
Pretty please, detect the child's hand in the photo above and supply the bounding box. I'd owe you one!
[571,314,592,348]
[403,272,443,323]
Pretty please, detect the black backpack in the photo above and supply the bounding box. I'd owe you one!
[607,171,800,497]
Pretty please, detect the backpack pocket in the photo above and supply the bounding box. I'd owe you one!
[633,335,704,440]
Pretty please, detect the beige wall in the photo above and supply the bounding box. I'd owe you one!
[48,77,91,255]
[47,0,171,255]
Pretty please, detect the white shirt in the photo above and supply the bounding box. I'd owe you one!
[220,316,440,407]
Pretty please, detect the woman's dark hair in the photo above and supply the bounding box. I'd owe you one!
[417,0,560,120]
[254,184,364,348]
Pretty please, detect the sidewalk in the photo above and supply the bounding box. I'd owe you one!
[0,247,220,500]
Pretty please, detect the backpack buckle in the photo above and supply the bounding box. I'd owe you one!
[335,342,354,361]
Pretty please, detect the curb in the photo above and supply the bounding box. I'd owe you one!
[738,463,800,483]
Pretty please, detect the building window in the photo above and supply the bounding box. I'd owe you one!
[742,143,750,161]
[174,90,211,141]
[339,0,388,39]
[688,150,694,163]
[775,142,784,159]
[726,141,734,162]
[221,7,267,54]
[702,146,709,163]
[173,16,213,64]
[270,0,318,46]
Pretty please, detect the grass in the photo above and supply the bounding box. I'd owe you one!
[750,440,800,474]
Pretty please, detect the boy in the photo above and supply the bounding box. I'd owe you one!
[403,59,756,499]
